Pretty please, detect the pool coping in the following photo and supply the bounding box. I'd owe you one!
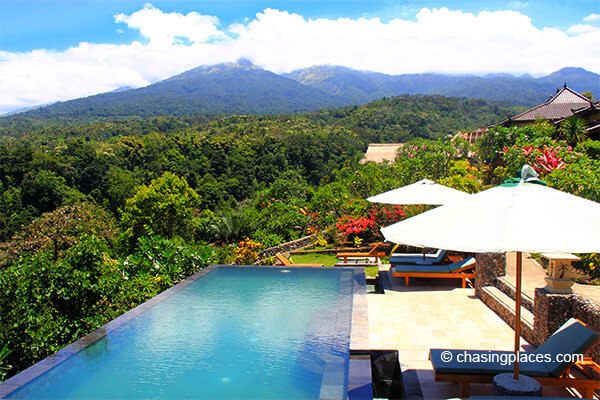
[0,264,369,400]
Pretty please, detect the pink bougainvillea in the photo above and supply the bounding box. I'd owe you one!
[336,205,406,242]
[336,216,375,237]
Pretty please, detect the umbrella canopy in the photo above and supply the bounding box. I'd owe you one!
[367,179,470,205]
[381,165,600,380]
[381,169,600,253]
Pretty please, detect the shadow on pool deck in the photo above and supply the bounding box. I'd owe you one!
[369,267,579,399]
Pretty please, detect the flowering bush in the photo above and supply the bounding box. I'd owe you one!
[336,216,375,239]
[335,205,405,243]
[233,238,262,264]
[367,204,406,227]
[501,144,573,176]
[573,253,600,283]
[534,146,567,174]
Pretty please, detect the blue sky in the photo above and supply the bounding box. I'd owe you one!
[1,0,599,114]
[3,0,598,52]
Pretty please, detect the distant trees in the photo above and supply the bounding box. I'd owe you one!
[582,91,594,100]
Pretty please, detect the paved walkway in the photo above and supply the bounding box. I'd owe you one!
[369,266,582,398]
[505,252,600,305]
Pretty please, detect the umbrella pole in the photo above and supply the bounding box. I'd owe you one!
[513,251,522,380]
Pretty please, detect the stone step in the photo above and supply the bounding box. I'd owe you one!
[494,276,535,314]
[480,285,534,342]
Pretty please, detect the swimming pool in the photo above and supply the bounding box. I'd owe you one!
[1,266,363,399]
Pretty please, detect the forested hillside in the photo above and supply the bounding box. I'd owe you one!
[0,94,521,242]
[0,94,526,379]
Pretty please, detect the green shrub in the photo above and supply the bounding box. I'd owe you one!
[580,141,600,160]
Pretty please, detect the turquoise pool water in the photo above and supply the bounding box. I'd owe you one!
[7,267,355,399]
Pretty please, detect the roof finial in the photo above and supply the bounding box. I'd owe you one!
[564,83,567,89]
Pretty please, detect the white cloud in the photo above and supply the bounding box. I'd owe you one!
[2,5,600,115]
[567,24,600,34]
[583,13,600,22]
[114,3,225,45]
[508,1,528,10]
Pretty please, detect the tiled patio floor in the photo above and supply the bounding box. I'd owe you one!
[369,268,578,399]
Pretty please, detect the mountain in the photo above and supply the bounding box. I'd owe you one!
[538,67,600,97]
[284,66,600,107]
[10,61,348,121]
[5,62,599,124]
[283,66,456,105]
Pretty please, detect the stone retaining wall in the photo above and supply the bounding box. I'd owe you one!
[495,277,535,313]
[474,253,506,296]
[573,295,600,367]
[476,255,600,372]
[532,289,574,347]
[479,287,535,344]
[258,234,318,259]
[532,290,600,376]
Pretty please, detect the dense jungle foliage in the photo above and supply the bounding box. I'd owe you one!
[1,94,598,380]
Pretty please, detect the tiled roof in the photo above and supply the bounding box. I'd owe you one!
[509,86,595,122]
[586,121,600,134]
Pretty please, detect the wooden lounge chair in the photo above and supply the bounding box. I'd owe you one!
[274,253,323,267]
[429,318,600,398]
[335,242,386,265]
[389,249,447,266]
[391,257,475,288]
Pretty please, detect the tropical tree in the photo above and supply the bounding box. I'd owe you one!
[0,202,118,266]
[121,172,201,245]
[558,116,587,148]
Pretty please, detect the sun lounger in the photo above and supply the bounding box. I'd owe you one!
[336,242,386,265]
[389,249,447,265]
[391,257,475,288]
[429,318,600,398]
[274,253,323,267]
[335,257,379,267]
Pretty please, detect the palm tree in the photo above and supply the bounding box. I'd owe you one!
[558,116,587,148]
[209,214,253,244]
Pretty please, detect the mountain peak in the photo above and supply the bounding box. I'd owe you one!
[235,58,257,69]
[182,60,261,76]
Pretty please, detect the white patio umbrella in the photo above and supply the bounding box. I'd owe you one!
[366,178,470,205]
[368,178,470,257]
[381,165,600,380]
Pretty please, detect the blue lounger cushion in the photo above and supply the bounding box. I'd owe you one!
[533,318,599,376]
[391,248,445,259]
[429,349,550,377]
[393,257,475,274]
[389,249,447,265]
[430,318,599,378]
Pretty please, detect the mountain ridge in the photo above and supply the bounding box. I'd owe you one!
[283,65,599,106]
[7,62,349,121]
[4,62,599,122]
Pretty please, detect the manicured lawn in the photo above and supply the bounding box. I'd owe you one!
[289,253,380,277]
[289,253,339,266]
